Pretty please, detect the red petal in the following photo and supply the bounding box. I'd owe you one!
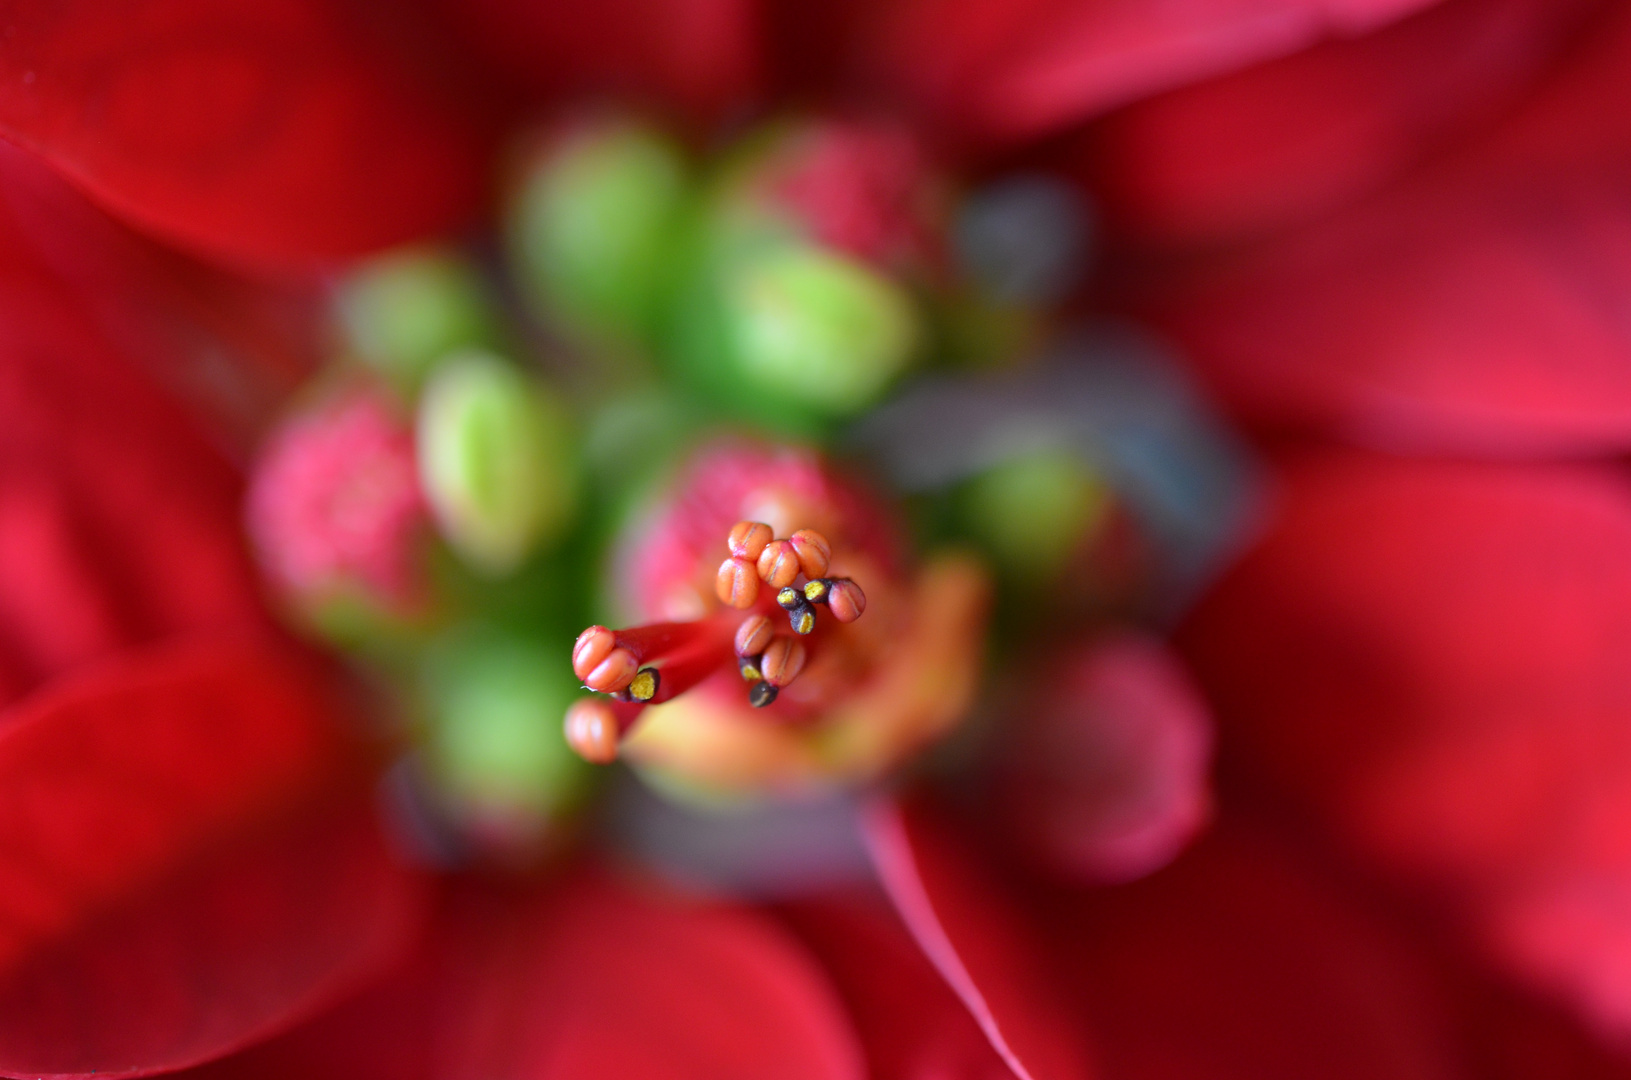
[863,797,1092,1080]
[779,888,1018,1080]
[0,155,292,705]
[1139,1,1631,455]
[1180,450,1631,1040]
[0,638,424,1078]
[1083,0,1595,246]
[0,0,485,270]
[443,865,864,1080]
[851,0,1442,148]
[449,0,762,130]
[1033,814,1461,1080]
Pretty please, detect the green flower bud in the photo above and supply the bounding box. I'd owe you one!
[338,247,499,388]
[507,120,690,345]
[958,449,1110,584]
[417,351,575,575]
[420,630,592,839]
[722,242,919,416]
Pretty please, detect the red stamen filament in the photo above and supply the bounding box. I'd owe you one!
[565,523,868,759]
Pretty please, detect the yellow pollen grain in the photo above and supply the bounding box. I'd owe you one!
[628,669,658,701]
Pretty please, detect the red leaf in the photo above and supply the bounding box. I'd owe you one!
[0,0,485,270]
[0,140,321,446]
[780,888,1019,1080]
[0,170,280,705]
[1140,1,1631,455]
[1033,814,1462,1080]
[863,797,1092,1080]
[445,865,865,1080]
[1083,0,1595,246]
[454,0,763,129]
[1179,450,1631,1041]
[851,0,1442,149]
[0,638,425,1078]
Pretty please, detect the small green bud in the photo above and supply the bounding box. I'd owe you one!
[338,247,499,388]
[958,449,1110,584]
[507,120,690,345]
[723,243,919,416]
[417,351,575,575]
[420,631,592,836]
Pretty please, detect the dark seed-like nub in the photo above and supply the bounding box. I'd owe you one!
[748,681,779,707]
[788,602,816,635]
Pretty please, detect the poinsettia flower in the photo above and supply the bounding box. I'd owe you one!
[0,0,1607,1077]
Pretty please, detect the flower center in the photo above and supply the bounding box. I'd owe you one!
[565,521,868,763]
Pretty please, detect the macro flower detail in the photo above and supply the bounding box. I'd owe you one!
[11,1,1630,1078]
[574,442,990,798]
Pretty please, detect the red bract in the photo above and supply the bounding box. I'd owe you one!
[0,639,423,1078]
[0,0,486,270]
[1123,0,1631,455]
[1181,450,1631,1042]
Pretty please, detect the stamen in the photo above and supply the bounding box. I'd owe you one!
[577,639,639,698]
[776,585,803,610]
[734,613,775,657]
[787,601,816,635]
[826,578,867,623]
[760,636,808,688]
[748,681,779,708]
[738,656,764,682]
[617,635,736,705]
[563,697,643,764]
[619,667,660,702]
[716,556,762,608]
[803,578,831,604]
[572,625,616,679]
[757,539,801,588]
[788,529,832,579]
[728,520,774,562]
[572,615,736,695]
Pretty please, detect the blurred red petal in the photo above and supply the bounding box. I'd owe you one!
[0,0,485,270]
[451,0,762,129]
[993,633,1213,884]
[1180,450,1631,1040]
[0,141,320,443]
[1083,0,1594,246]
[181,863,872,1080]
[445,865,864,1080]
[1032,814,1462,1080]
[0,153,301,704]
[780,888,1018,1080]
[1139,1,1631,455]
[0,638,424,1078]
[864,797,1092,1080]
[853,0,1442,148]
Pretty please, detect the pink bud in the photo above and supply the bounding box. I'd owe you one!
[995,634,1214,884]
[246,385,426,611]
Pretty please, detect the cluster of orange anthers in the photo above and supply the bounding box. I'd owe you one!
[563,521,867,764]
